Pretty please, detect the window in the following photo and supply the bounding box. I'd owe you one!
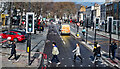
[114,4,117,14]
[10,32,16,35]
[119,2,120,19]
[17,33,22,35]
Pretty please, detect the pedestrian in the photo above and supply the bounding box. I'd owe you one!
[8,41,18,62]
[49,42,61,65]
[82,27,86,36]
[110,41,117,60]
[72,43,82,62]
[92,42,102,63]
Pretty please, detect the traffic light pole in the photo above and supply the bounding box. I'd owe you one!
[109,19,112,58]
[27,33,31,65]
[86,18,88,43]
[28,1,31,65]
[94,29,96,42]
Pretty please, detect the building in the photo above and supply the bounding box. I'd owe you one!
[119,1,120,20]
[85,3,100,28]
[79,6,86,21]
[85,6,94,27]
[94,3,100,18]
[106,1,120,34]
[100,3,106,31]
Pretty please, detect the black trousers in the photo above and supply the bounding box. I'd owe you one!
[8,53,17,60]
[51,55,60,63]
[74,54,82,61]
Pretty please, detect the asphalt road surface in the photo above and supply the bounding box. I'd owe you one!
[70,23,120,58]
[40,23,112,68]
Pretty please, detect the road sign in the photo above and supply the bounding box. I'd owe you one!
[26,12,34,33]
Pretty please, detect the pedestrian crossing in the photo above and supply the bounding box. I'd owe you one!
[47,57,107,67]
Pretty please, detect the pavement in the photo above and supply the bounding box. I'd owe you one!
[39,23,113,68]
[69,23,120,68]
[1,27,48,68]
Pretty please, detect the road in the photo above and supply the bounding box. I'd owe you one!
[70,23,120,58]
[40,23,112,68]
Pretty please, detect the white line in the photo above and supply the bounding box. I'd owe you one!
[62,58,64,60]
[88,65,91,67]
[80,65,83,67]
[55,25,66,45]
[63,41,66,44]
[96,65,98,67]
[72,65,74,67]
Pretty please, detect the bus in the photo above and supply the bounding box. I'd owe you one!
[60,24,70,35]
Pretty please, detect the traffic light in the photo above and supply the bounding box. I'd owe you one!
[26,12,34,33]
[95,17,100,29]
[107,16,113,33]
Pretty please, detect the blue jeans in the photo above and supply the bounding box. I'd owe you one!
[112,50,116,59]
[51,55,60,63]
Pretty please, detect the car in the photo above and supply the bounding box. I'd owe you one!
[0,31,25,42]
[10,29,27,40]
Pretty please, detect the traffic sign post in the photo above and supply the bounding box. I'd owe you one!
[26,12,34,65]
[94,17,100,46]
[76,22,80,37]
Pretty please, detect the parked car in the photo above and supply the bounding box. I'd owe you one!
[0,31,25,42]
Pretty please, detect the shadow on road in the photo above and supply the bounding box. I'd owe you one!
[30,49,40,65]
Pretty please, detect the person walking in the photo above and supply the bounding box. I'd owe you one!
[49,42,61,65]
[72,43,82,62]
[92,42,102,63]
[8,41,18,62]
[110,41,117,60]
[82,27,86,36]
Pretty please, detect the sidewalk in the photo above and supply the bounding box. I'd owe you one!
[70,28,120,68]
[1,27,49,68]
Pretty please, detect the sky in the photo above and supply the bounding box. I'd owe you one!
[54,0,105,2]
[54,0,105,6]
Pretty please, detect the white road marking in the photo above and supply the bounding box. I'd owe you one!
[65,65,67,67]
[83,58,85,59]
[96,65,98,67]
[55,25,66,45]
[80,65,83,67]
[69,58,71,59]
[72,65,74,67]
[104,65,106,67]
[63,41,66,44]
[101,63,103,64]
[88,65,91,67]
[48,65,50,67]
